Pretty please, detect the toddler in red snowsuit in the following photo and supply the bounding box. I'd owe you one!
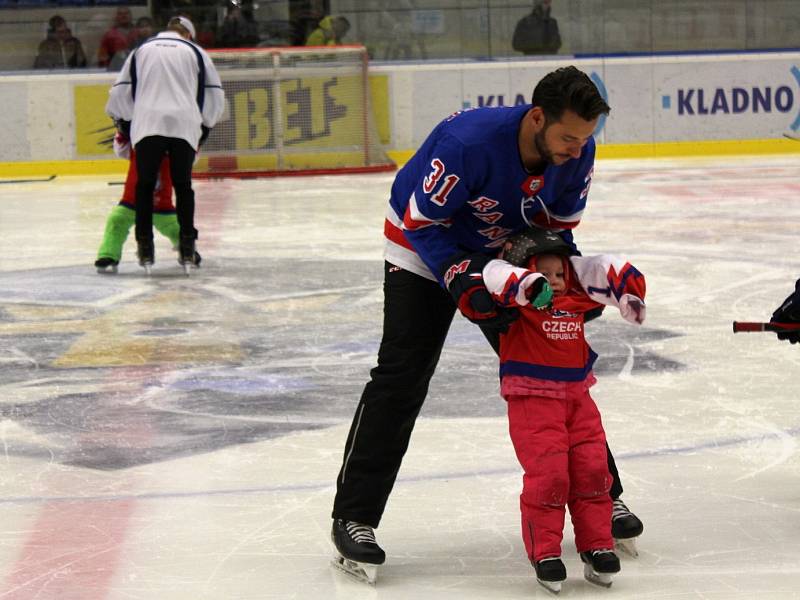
[482,227,646,592]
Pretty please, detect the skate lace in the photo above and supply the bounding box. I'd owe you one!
[612,499,632,521]
[345,521,377,544]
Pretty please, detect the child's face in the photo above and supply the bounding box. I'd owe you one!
[532,254,566,294]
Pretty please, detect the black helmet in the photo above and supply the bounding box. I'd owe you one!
[501,227,570,268]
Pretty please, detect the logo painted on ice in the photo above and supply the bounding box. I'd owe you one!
[661,65,800,134]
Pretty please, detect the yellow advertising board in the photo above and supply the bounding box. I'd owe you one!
[73,75,391,172]
[74,84,116,157]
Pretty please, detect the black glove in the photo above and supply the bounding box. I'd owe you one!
[199,125,211,146]
[114,118,131,139]
[584,305,605,323]
[771,278,800,344]
[441,251,519,333]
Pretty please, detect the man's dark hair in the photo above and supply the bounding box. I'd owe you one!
[531,66,610,123]
[48,15,66,32]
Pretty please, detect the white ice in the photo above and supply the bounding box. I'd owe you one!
[0,155,799,599]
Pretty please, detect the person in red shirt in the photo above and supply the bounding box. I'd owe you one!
[97,7,135,69]
[482,227,646,593]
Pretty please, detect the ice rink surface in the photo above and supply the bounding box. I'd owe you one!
[0,154,799,599]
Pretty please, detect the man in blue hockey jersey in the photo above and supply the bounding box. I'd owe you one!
[330,66,642,583]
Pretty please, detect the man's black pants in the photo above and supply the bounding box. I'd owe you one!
[134,135,197,243]
[332,262,623,528]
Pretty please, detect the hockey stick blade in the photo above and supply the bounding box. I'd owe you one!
[732,321,800,333]
[783,133,800,142]
[0,174,56,184]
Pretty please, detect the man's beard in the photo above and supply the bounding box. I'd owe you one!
[533,129,555,164]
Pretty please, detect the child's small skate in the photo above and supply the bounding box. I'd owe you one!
[533,556,566,594]
[94,257,119,274]
[580,549,620,588]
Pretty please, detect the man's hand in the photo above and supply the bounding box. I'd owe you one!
[114,119,131,139]
[441,252,519,332]
[584,306,605,323]
[200,125,211,146]
[771,279,800,344]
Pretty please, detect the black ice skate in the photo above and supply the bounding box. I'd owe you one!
[330,519,385,585]
[580,549,620,588]
[612,498,644,557]
[95,257,119,274]
[136,238,154,275]
[178,236,198,275]
[533,556,566,595]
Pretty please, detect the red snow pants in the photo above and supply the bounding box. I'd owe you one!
[506,379,613,562]
[121,149,174,211]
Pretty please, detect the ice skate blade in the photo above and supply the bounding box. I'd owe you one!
[583,563,613,588]
[331,555,378,585]
[615,536,639,558]
[536,578,562,594]
[96,265,118,274]
[140,263,153,276]
[178,259,199,276]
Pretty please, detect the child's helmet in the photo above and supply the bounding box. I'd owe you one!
[501,227,571,268]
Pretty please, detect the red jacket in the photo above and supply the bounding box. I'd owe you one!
[120,149,174,212]
[113,134,174,211]
[483,253,646,383]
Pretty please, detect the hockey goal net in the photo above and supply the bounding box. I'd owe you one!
[195,45,395,178]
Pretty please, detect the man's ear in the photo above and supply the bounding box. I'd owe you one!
[529,106,547,132]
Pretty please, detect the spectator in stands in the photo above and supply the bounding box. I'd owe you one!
[98,6,136,69]
[512,0,562,56]
[131,16,156,49]
[378,0,427,60]
[289,1,325,46]
[305,15,350,46]
[189,12,216,49]
[108,16,156,71]
[219,4,259,48]
[33,15,87,70]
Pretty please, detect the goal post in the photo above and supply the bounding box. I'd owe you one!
[194,45,395,178]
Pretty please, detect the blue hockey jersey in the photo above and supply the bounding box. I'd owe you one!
[383,104,596,285]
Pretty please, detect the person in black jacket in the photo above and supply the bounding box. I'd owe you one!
[771,279,800,344]
[34,15,87,69]
[512,0,562,56]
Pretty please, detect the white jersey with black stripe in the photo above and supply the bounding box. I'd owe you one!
[106,31,225,150]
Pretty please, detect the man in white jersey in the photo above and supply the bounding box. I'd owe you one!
[105,15,225,271]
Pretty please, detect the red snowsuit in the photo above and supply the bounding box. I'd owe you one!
[483,253,646,562]
[120,148,174,212]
